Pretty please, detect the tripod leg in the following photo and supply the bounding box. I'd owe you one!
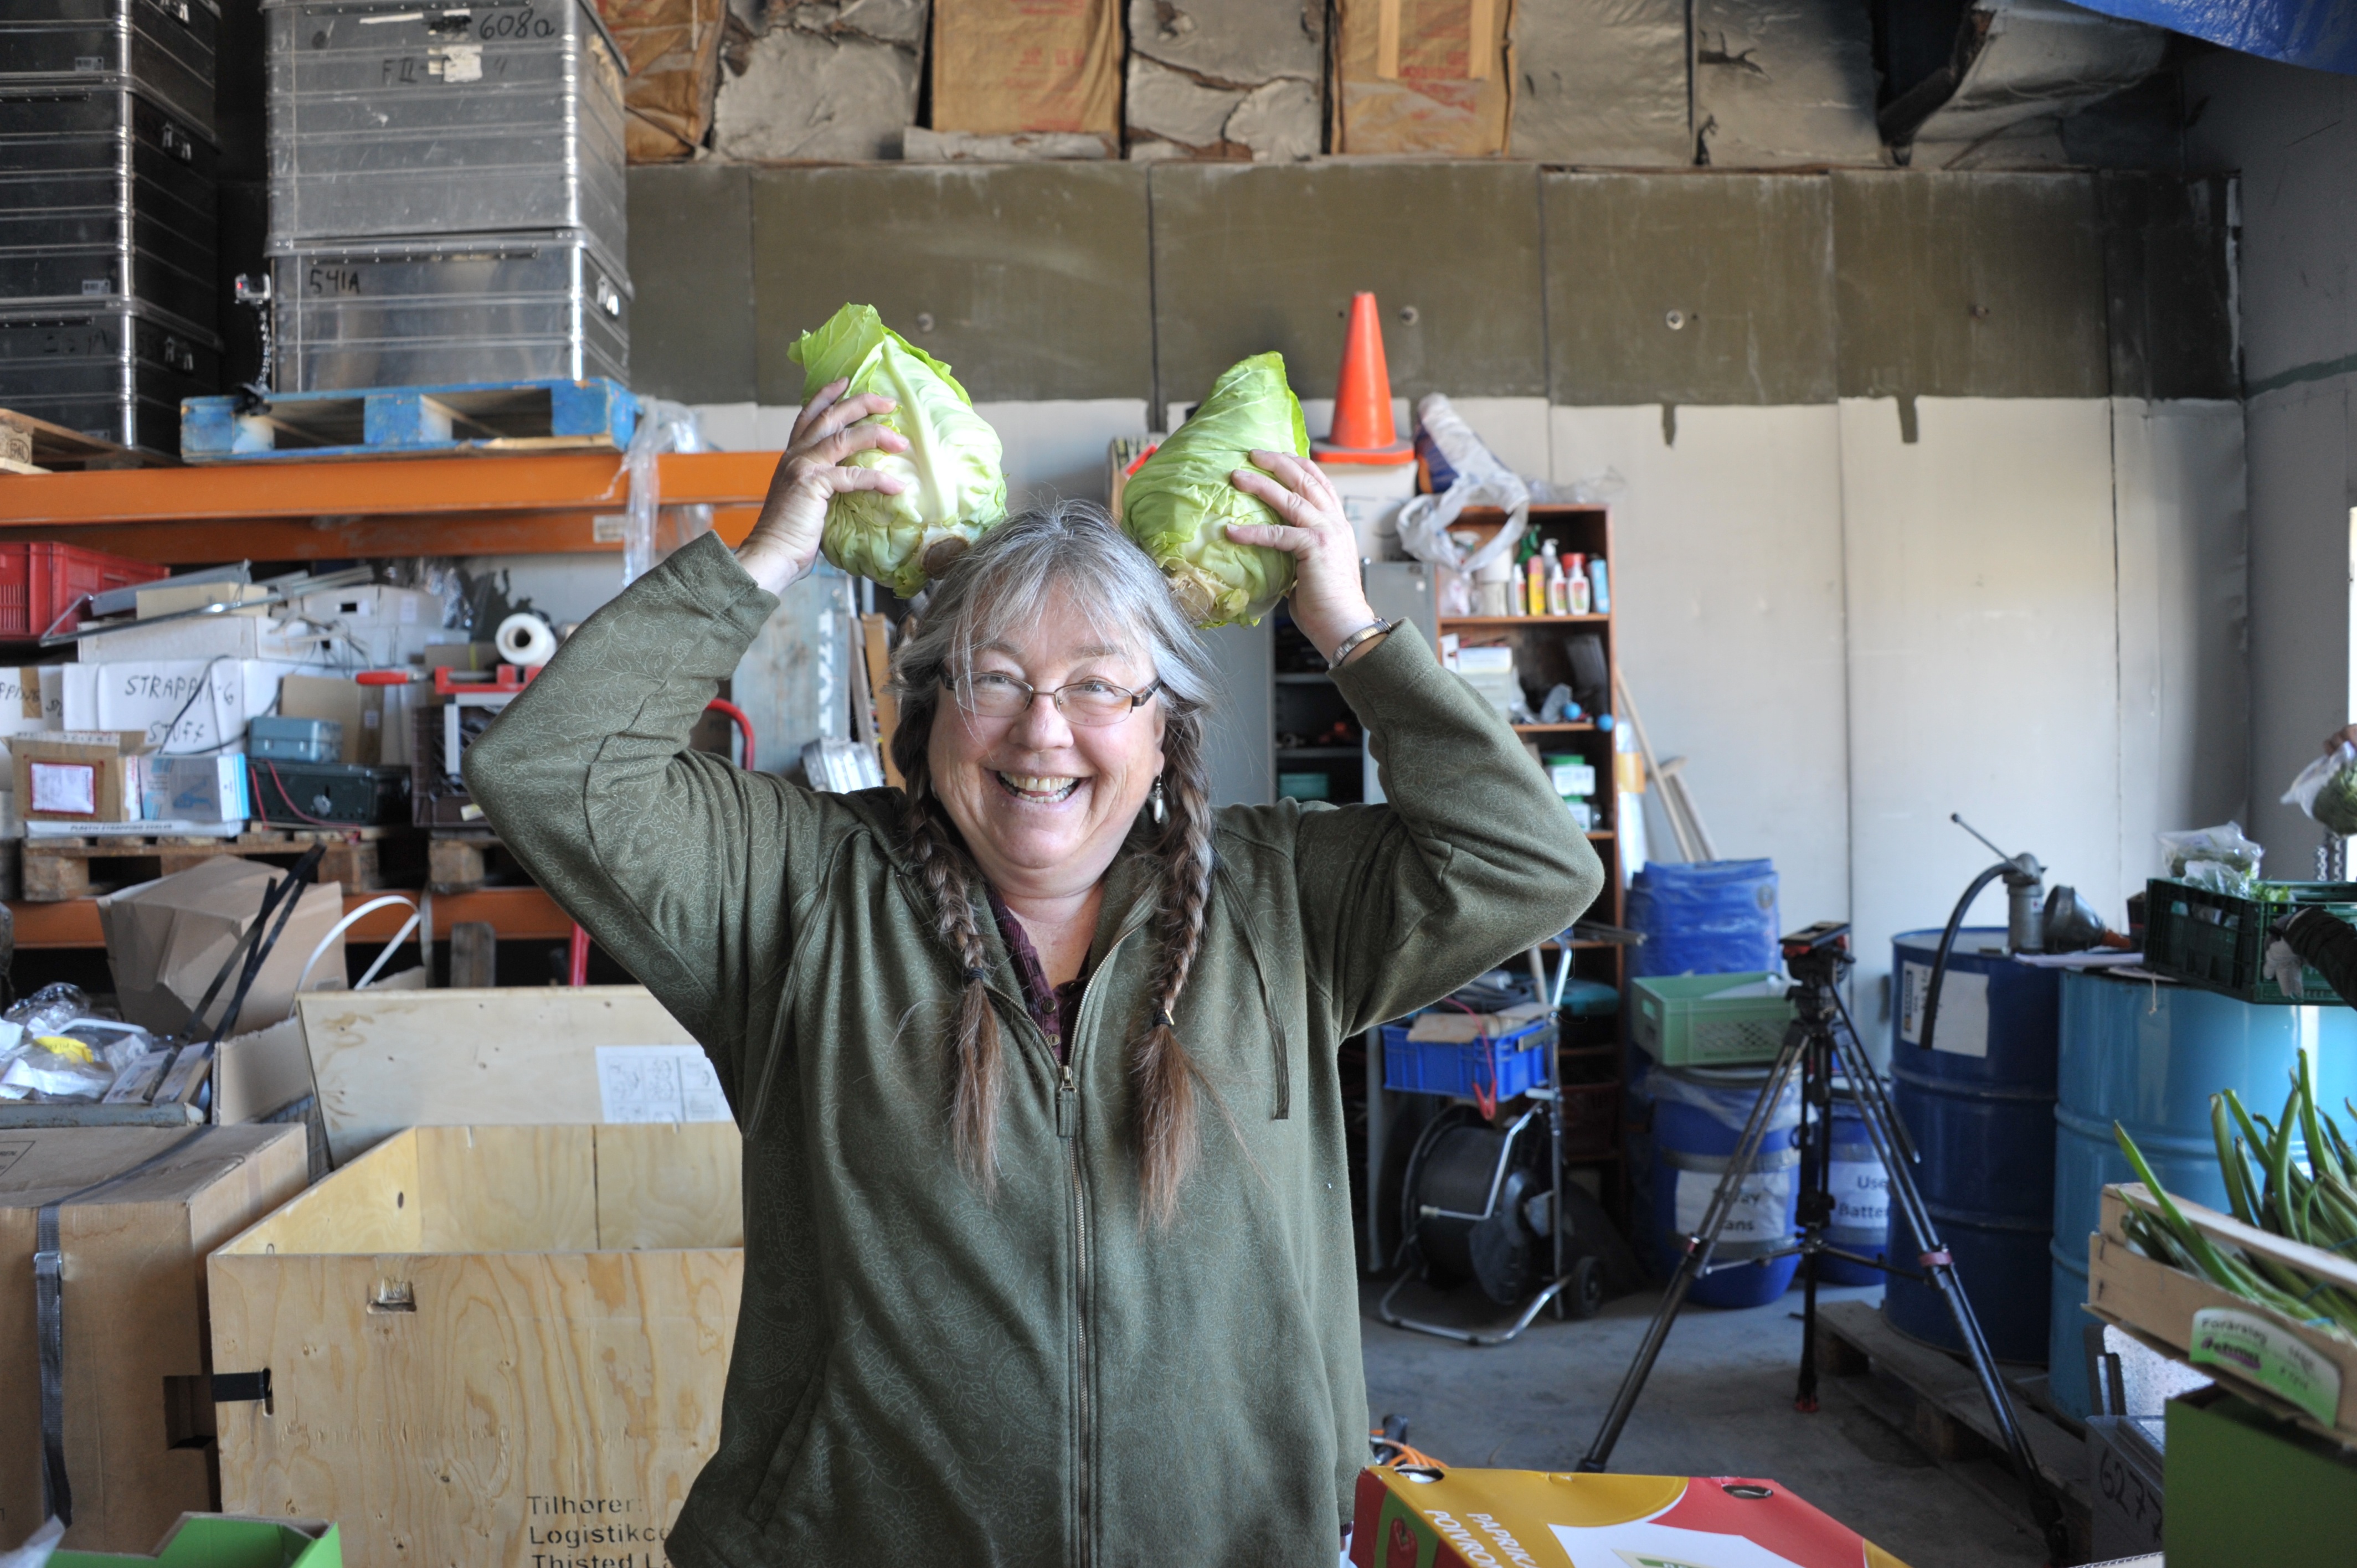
[1580,1024,1809,1472]
[1823,1022,2076,1564]
[1794,1030,1831,1414]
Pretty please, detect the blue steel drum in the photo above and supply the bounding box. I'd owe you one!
[1816,1092,1890,1286]
[1884,929,2060,1363]
[1647,1064,1803,1308]
[2047,971,2357,1421]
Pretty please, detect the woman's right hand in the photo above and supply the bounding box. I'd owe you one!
[734,379,909,594]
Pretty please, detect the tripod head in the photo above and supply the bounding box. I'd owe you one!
[1779,921,1852,992]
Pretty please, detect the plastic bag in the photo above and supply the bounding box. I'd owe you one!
[5,982,90,1036]
[1396,394,1530,577]
[620,398,715,587]
[1627,860,1782,977]
[2282,741,2357,836]
[0,1035,117,1100]
[2159,822,2263,893]
[0,1517,64,1568]
[1635,1061,1801,1136]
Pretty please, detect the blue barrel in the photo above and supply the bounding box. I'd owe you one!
[2047,972,2357,1421]
[1816,1091,1890,1286]
[1628,859,1781,977]
[1646,1064,1802,1308]
[1885,929,2059,1362]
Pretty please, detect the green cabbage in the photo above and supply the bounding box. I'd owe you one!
[2317,764,2357,835]
[1120,352,1310,628]
[788,303,1007,597]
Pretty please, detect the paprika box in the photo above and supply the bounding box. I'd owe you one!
[1350,1466,1913,1567]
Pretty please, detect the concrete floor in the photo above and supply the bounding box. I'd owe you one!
[1359,1280,2048,1568]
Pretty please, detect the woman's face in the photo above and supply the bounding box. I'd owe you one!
[928,584,1168,899]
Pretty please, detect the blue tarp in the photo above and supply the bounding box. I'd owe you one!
[1627,859,1782,977]
[2072,1,2357,75]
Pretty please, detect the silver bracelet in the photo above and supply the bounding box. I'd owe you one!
[1326,618,1392,669]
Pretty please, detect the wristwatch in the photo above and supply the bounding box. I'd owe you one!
[1326,618,1392,669]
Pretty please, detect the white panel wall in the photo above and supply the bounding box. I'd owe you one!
[1547,404,1854,935]
[2111,399,2251,887]
[1838,397,2124,1033]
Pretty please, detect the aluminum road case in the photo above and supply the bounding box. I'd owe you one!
[270,229,628,389]
[263,0,625,257]
[0,298,221,454]
[0,86,218,332]
[0,0,221,143]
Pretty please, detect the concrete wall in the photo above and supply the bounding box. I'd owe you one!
[2186,54,2357,873]
[615,162,2246,1022]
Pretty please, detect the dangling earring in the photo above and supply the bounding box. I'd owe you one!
[1150,776,1167,824]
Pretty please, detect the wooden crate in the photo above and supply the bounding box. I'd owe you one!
[209,1123,743,1568]
[0,1126,310,1554]
[2087,1182,2357,1446]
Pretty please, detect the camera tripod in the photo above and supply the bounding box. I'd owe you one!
[1578,922,2074,1565]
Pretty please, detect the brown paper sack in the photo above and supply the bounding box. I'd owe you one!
[595,0,725,161]
[1334,0,1514,157]
[932,0,1120,138]
[97,858,347,1036]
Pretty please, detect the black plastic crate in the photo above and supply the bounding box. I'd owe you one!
[251,759,409,827]
[2143,876,2357,1004]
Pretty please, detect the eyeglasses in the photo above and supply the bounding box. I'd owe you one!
[949,670,1164,727]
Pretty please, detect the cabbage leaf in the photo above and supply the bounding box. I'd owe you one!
[788,303,1007,596]
[1120,352,1310,628]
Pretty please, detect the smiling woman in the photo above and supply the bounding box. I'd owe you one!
[461,379,1604,1567]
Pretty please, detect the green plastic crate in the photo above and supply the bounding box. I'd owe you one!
[1631,972,1795,1066]
[52,1515,339,1568]
[2143,877,2357,1004]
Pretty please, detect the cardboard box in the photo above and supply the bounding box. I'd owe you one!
[0,1126,311,1553]
[59,662,318,753]
[211,1123,743,1568]
[599,0,727,160]
[140,755,251,824]
[2166,1387,2355,1567]
[96,858,347,1036]
[932,0,1120,138]
[277,678,374,765]
[1332,0,1513,156]
[52,1513,341,1568]
[1349,1466,1910,1567]
[15,731,153,822]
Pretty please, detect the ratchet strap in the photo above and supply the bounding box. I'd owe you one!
[37,1126,218,1524]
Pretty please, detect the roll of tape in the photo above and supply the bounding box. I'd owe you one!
[496,612,558,666]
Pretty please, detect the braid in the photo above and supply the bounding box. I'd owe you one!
[900,762,1006,1192]
[1131,714,1216,1226]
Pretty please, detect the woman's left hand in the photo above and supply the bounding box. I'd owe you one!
[1226,450,1383,662]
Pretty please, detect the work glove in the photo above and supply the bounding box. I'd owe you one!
[2266,938,2308,998]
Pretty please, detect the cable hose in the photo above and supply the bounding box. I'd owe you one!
[1918,862,2011,1058]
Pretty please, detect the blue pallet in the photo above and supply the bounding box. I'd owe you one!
[181,378,637,462]
[1381,1019,1556,1100]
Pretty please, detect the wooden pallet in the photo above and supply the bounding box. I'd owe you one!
[427,831,533,894]
[0,405,162,473]
[20,826,404,901]
[180,378,635,462]
[1814,1299,2091,1550]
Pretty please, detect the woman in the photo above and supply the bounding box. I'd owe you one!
[467,380,1603,1565]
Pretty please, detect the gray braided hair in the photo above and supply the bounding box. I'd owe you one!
[889,500,1221,1225]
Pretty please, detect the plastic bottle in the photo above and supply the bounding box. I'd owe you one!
[1542,541,1568,615]
[1525,553,1546,617]
[1588,556,1611,614]
[1566,552,1592,614]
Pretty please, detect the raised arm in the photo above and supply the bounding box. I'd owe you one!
[1225,451,1603,1036]
[463,383,909,1096]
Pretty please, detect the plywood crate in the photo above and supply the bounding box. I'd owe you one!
[2086,1181,2357,1447]
[0,1126,311,1554]
[208,1123,743,1568]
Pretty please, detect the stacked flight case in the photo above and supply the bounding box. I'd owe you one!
[0,0,227,454]
[261,0,631,390]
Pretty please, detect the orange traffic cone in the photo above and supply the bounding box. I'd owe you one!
[1314,291,1413,465]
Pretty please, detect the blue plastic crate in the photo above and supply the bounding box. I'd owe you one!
[1380,1019,1556,1100]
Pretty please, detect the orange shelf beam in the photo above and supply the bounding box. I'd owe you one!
[0,450,780,562]
[10,886,574,948]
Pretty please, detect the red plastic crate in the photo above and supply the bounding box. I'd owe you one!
[0,542,166,638]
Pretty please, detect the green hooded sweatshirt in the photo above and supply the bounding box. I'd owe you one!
[465,531,1603,1567]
